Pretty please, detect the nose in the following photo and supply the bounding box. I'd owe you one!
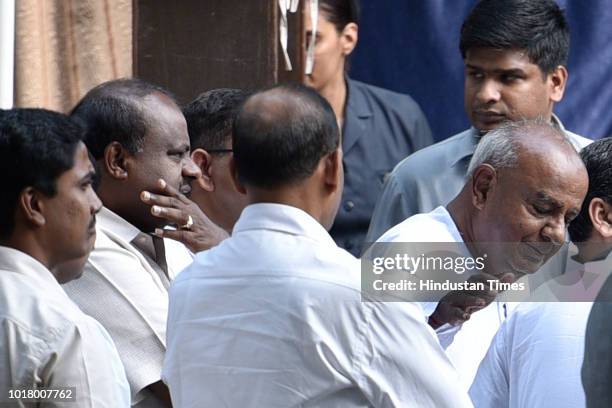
[182,155,202,179]
[90,190,103,214]
[541,216,567,246]
[475,79,501,105]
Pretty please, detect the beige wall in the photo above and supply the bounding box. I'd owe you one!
[14,0,132,112]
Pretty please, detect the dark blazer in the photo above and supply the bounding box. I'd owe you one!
[330,77,433,256]
[583,272,612,408]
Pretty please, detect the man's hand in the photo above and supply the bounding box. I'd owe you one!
[428,271,514,329]
[141,178,229,253]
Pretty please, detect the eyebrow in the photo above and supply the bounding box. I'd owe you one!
[465,65,526,76]
[78,170,96,184]
[533,191,563,209]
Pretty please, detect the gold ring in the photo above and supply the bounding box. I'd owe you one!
[180,215,194,230]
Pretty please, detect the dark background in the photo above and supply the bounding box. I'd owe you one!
[350,0,612,142]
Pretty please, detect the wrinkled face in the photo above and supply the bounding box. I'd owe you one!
[473,141,588,278]
[43,142,102,282]
[464,48,561,132]
[127,93,201,231]
[303,9,347,92]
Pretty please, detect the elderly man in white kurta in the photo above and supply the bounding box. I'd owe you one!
[469,137,612,408]
[376,120,588,388]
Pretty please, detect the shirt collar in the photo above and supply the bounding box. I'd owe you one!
[97,206,141,242]
[450,114,566,168]
[233,203,337,247]
[449,127,481,167]
[345,77,373,119]
[0,245,61,289]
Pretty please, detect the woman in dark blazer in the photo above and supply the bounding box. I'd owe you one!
[304,0,433,256]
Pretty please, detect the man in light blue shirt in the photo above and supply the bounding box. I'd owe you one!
[366,0,591,243]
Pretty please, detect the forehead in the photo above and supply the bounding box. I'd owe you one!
[465,47,541,73]
[141,93,189,148]
[503,143,587,208]
[59,142,93,182]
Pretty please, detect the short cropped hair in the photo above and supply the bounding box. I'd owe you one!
[70,78,175,160]
[183,88,250,151]
[320,0,360,32]
[460,0,570,74]
[467,118,570,178]
[0,108,84,237]
[569,138,612,242]
[233,83,339,188]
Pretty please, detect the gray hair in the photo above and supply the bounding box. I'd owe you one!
[466,117,572,178]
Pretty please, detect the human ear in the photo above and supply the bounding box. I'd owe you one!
[589,198,612,238]
[18,187,46,228]
[471,164,497,210]
[548,65,568,103]
[191,148,215,192]
[103,142,129,180]
[229,156,246,195]
[323,148,342,191]
[341,22,358,56]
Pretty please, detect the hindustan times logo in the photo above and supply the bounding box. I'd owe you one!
[371,253,487,275]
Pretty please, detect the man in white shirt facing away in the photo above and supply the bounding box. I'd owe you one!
[0,108,130,407]
[62,78,201,407]
[470,137,612,408]
[376,119,588,388]
[162,83,473,408]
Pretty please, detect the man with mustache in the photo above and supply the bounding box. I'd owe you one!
[366,0,591,242]
[376,119,588,387]
[0,109,130,406]
[62,79,201,408]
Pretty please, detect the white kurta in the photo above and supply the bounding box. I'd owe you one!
[469,251,612,408]
[0,246,130,407]
[163,203,472,408]
[376,206,516,389]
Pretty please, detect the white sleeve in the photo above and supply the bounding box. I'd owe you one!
[468,320,509,408]
[356,301,473,408]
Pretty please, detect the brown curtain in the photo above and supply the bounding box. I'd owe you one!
[14,0,132,112]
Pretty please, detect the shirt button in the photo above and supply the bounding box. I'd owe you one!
[344,200,354,212]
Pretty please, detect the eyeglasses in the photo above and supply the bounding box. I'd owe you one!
[207,149,233,154]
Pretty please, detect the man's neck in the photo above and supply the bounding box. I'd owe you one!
[574,240,612,264]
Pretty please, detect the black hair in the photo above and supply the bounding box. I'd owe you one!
[183,88,250,151]
[569,138,612,243]
[233,83,339,188]
[459,0,570,73]
[319,0,360,32]
[0,108,84,238]
[70,78,175,160]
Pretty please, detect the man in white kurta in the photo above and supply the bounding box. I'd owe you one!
[163,83,473,407]
[469,137,612,408]
[0,108,130,407]
[375,120,588,388]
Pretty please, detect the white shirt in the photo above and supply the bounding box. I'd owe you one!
[0,246,130,407]
[469,252,612,408]
[62,207,192,407]
[163,203,473,408]
[376,206,515,389]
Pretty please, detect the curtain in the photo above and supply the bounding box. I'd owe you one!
[14,0,132,112]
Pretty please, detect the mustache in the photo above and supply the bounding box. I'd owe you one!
[179,179,193,196]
